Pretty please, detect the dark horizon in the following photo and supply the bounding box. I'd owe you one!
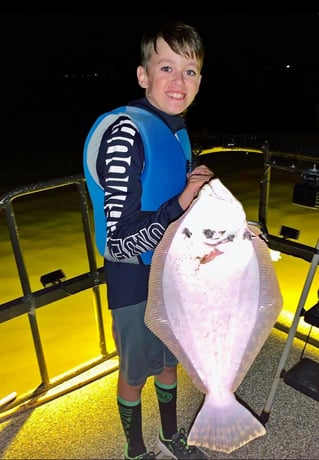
[5,12,319,129]
[2,12,319,188]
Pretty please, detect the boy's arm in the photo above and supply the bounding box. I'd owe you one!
[98,116,184,261]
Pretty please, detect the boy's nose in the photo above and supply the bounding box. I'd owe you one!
[173,70,185,81]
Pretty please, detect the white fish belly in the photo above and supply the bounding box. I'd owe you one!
[163,228,259,394]
[145,178,283,453]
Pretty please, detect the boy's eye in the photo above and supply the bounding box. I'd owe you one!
[186,69,196,76]
[160,67,197,76]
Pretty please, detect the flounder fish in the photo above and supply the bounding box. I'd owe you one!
[144,177,283,454]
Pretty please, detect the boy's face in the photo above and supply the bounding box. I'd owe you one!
[137,38,202,116]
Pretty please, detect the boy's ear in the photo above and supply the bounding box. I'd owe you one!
[137,66,148,88]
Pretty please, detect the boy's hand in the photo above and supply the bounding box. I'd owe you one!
[179,165,214,210]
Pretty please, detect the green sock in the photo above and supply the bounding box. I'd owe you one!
[117,396,146,458]
[154,379,177,439]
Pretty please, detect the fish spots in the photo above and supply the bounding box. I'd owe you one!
[203,228,225,240]
[182,227,192,238]
[243,229,254,240]
[203,228,236,246]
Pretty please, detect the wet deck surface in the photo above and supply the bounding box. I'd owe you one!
[0,328,319,459]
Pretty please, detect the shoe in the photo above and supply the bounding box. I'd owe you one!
[124,452,156,460]
[158,427,208,459]
[125,454,156,460]
[124,451,156,459]
[124,444,156,460]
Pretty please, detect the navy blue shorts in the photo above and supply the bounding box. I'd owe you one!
[111,301,178,386]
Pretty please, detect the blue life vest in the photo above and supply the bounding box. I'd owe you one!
[83,106,191,264]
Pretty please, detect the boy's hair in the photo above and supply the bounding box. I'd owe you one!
[140,20,205,70]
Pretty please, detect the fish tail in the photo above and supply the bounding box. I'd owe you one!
[187,394,266,454]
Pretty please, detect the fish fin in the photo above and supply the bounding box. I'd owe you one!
[187,393,266,454]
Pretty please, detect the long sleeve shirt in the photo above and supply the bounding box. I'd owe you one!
[96,97,189,308]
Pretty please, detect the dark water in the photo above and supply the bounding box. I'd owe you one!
[3,111,319,195]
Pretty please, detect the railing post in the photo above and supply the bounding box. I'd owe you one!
[78,179,107,356]
[258,140,271,234]
[5,201,50,387]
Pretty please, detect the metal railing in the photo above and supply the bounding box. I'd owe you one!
[0,175,118,421]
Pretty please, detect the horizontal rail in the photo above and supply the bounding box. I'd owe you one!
[0,267,105,323]
[267,235,319,263]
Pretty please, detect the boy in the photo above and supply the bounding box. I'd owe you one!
[83,19,214,460]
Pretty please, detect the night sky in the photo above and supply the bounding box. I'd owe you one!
[2,11,319,184]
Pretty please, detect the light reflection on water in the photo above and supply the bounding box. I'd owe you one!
[0,152,319,400]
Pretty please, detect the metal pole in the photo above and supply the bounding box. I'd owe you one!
[5,201,50,387]
[260,238,319,424]
[78,180,107,357]
[258,140,271,234]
